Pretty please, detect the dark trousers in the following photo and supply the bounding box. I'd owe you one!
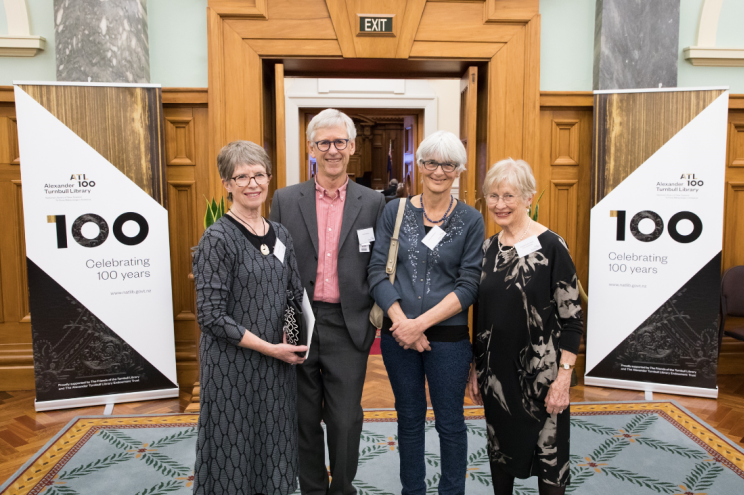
[298,302,369,495]
[381,333,473,495]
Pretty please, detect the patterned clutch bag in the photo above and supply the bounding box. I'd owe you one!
[283,290,306,350]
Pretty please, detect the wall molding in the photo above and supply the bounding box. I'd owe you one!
[0,0,46,57]
[683,0,744,67]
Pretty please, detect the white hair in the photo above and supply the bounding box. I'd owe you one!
[416,130,467,172]
[483,158,537,199]
[306,108,357,143]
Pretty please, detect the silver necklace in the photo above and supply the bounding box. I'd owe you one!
[497,217,532,253]
[230,210,270,255]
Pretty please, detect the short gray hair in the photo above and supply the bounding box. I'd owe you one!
[483,158,536,199]
[217,140,272,180]
[306,108,357,143]
[416,130,467,172]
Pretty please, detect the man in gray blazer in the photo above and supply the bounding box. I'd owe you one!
[270,109,386,495]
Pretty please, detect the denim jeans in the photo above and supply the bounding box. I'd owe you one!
[380,333,473,495]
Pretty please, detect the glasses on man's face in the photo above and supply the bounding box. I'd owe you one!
[314,139,350,152]
[486,193,518,205]
[421,160,457,173]
[231,173,271,187]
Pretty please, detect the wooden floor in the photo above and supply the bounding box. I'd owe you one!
[1,356,743,484]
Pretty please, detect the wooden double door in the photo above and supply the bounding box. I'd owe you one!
[207,0,542,237]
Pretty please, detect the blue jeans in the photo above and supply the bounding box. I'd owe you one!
[380,333,473,495]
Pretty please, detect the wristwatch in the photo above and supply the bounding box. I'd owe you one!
[559,363,575,370]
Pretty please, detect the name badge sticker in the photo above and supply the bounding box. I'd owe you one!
[357,228,375,245]
[422,226,446,250]
[359,244,370,253]
[274,239,286,264]
[515,235,542,258]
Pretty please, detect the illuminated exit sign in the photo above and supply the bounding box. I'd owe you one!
[358,14,394,34]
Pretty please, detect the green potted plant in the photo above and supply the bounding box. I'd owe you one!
[203,196,226,229]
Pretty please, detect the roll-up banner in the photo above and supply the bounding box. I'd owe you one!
[585,87,728,399]
[14,82,179,411]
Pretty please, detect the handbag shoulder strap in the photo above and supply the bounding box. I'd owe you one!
[385,198,407,283]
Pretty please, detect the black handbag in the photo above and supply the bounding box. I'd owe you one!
[283,290,306,353]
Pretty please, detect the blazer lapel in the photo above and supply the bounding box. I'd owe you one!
[338,181,363,252]
[299,180,319,255]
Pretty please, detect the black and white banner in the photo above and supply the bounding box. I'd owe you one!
[14,84,178,411]
[585,89,729,398]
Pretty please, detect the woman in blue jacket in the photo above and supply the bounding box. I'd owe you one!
[368,130,485,495]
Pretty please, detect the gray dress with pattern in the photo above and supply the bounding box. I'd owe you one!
[192,217,303,495]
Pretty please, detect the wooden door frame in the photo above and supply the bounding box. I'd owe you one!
[207,0,541,238]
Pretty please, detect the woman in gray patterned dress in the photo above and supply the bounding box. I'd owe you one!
[192,141,306,495]
[468,158,583,495]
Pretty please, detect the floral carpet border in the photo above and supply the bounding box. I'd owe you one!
[571,402,744,477]
[1,415,199,495]
[4,402,744,494]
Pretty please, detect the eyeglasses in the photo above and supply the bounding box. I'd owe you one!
[231,173,271,187]
[486,193,518,205]
[314,139,350,152]
[421,160,457,173]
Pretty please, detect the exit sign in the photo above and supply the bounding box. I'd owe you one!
[358,14,394,34]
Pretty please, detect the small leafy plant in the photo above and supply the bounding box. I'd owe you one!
[528,189,545,222]
[204,196,226,229]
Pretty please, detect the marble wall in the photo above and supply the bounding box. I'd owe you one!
[54,0,150,83]
[593,0,680,90]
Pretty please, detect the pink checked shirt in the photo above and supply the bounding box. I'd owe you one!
[314,178,348,303]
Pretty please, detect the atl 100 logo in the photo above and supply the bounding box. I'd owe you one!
[611,210,702,244]
[48,212,149,248]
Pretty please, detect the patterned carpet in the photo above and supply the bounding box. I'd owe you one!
[2,402,744,494]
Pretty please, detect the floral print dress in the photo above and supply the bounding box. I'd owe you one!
[475,230,584,486]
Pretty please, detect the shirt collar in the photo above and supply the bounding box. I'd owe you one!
[315,176,349,201]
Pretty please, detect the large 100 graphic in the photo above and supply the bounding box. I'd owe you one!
[47,212,149,248]
[611,210,702,244]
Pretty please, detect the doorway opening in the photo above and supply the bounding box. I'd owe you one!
[299,107,423,197]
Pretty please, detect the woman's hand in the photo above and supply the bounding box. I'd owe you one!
[407,335,431,352]
[391,318,425,347]
[545,369,571,415]
[468,366,482,405]
[268,333,307,365]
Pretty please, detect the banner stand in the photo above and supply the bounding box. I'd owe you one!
[14,81,179,412]
[585,86,728,399]
[34,387,180,413]
[584,377,718,399]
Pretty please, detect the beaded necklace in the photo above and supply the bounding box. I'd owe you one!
[421,194,454,224]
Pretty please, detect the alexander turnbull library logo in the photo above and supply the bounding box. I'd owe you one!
[656,174,704,193]
[44,174,96,195]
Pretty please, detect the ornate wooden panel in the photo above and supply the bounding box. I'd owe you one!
[537,107,592,290]
[163,105,210,389]
[729,121,744,167]
[723,182,744,270]
[724,111,744,272]
[165,113,196,166]
[549,180,579,250]
[11,180,28,322]
[167,181,197,321]
[8,116,19,164]
[551,119,580,166]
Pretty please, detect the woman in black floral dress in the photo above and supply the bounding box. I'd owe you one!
[469,158,584,495]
